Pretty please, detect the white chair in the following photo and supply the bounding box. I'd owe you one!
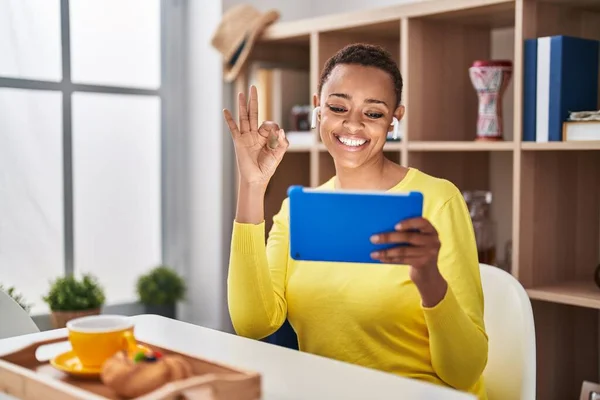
[480,263,536,400]
[0,289,40,339]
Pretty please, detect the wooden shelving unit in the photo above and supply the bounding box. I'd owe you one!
[522,141,600,151]
[236,0,600,398]
[527,280,600,309]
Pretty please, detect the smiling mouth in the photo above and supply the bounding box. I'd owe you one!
[334,134,369,148]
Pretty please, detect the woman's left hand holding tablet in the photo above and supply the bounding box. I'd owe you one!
[370,218,447,307]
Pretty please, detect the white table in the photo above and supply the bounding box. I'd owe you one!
[0,314,475,400]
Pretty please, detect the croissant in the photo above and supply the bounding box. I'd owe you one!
[101,349,194,398]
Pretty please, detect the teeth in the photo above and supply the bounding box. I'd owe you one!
[338,136,367,147]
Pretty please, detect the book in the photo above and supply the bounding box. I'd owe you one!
[523,39,538,142]
[522,35,600,142]
[562,120,600,141]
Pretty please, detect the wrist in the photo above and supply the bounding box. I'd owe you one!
[235,181,267,224]
[239,180,268,196]
[412,266,447,308]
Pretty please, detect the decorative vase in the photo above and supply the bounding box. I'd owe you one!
[50,308,101,329]
[468,60,513,141]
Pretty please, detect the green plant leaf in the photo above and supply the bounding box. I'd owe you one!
[42,273,106,311]
[136,265,186,306]
[0,283,33,313]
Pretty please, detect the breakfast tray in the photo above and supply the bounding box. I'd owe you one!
[0,335,261,400]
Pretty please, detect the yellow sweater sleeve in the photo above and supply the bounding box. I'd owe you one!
[422,192,489,391]
[227,199,289,339]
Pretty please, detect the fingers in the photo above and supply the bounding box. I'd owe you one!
[275,129,289,153]
[223,109,240,138]
[267,131,279,149]
[371,244,436,260]
[258,121,281,139]
[377,255,422,264]
[238,92,250,134]
[369,217,440,264]
[249,85,259,132]
[370,230,430,246]
[267,129,288,151]
[394,217,437,234]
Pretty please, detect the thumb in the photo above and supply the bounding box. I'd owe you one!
[272,129,289,159]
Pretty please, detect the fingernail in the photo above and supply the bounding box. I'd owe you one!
[371,251,379,258]
[395,223,402,230]
[370,235,379,243]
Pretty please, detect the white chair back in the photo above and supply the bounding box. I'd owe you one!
[0,289,40,339]
[480,263,536,400]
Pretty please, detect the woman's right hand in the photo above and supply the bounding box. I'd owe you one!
[223,85,288,189]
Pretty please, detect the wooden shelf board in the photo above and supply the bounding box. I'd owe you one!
[328,20,401,40]
[383,142,404,151]
[287,144,313,152]
[261,0,515,42]
[407,141,515,151]
[527,280,600,309]
[420,1,515,28]
[521,141,600,151]
[537,0,600,12]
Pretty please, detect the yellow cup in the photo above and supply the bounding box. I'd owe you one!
[66,314,138,368]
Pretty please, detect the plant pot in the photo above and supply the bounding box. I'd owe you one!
[50,308,101,329]
[144,303,176,319]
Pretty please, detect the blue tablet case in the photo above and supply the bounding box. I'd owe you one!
[288,185,423,264]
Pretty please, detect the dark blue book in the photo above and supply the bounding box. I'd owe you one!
[523,39,538,142]
[535,35,599,142]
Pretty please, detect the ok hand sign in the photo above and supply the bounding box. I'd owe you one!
[223,85,289,188]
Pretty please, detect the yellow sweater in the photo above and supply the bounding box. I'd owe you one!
[228,167,488,399]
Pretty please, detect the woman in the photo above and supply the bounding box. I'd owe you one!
[223,43,488,399]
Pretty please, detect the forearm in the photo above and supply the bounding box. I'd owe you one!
[412,267,448,308]
[227,222,285,339]
[422,286,488,391]
[229,185,288,339]
[235,181,267,224]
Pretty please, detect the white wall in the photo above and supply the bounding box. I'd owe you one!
[223,0,312,21]
[182,0,228,331]
[307,0,430,18]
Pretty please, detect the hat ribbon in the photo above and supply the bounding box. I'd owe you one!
[228,35,249,67]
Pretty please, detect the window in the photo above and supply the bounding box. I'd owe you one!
[0,0,169,314]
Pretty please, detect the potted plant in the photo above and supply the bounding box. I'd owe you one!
[136,265,186,319]
[0,283,33,313]
[43,273,106,329]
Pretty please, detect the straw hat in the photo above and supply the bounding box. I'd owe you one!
[211,4,280,82]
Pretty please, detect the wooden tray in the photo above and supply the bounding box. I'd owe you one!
[0,335,261,400]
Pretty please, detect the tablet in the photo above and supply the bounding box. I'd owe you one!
[288,185,423,264]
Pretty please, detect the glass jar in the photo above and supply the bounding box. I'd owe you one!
[290,105,311,131]
[463,190,497,266]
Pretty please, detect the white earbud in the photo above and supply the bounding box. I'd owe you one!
[311,106,321,129]
[390,117,400,140]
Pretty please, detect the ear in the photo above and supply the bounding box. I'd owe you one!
[312,93,320,108]
[394,105,405,122]
[311,106,321,129]
[311,93,322,130]
[390,105,405,140]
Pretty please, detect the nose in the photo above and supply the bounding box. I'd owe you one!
[343,110,364,133]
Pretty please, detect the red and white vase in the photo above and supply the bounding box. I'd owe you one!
[468,60,513,141]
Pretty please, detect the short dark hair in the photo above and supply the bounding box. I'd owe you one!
[318,43,403,107]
